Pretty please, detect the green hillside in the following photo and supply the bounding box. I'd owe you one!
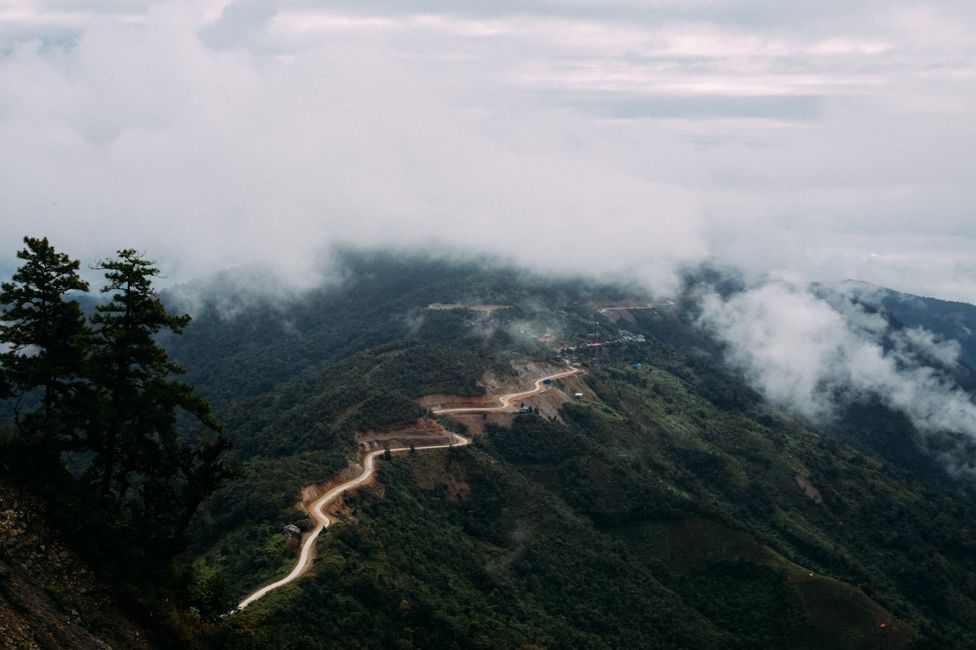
[5,249,976,648]
[165,253,976,649]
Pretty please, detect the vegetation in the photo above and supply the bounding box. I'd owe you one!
[0,236,90,451]
[5,247,976,648]
[166,253,975,648]
[0,237,233,643]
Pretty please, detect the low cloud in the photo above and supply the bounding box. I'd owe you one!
[0,3,704,296]
[0,1,974,301]
[698,278,976,476]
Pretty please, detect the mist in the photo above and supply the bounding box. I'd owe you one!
[0,2,704,295]
[1,1,975,302]
[3,2,976,476]
[698,278,976,477]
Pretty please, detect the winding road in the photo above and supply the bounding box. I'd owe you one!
[430,367,581,415]
[235,366,581,611]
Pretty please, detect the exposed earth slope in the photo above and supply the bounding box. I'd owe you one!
[0,480,154,650]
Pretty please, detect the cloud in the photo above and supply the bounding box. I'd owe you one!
[698,278,976,476]
[0,1,973,302]
[3,0,974,480]
[0,2,706,294]
[898,327,962,368]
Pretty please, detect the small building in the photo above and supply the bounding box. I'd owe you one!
[543,378,554,385]
[633,362,643,370]
[283,524,302,550]
[283,524,302,540]
[573,392,584,399]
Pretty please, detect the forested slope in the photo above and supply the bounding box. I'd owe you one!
[164,253,976,649]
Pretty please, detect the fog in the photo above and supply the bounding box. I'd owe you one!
[3,2,976,474]
[699,278,976,477]
[0,2,704,295]
[1,1,974,301]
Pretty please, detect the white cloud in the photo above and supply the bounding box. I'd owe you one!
[898,327,962,368]
[0,0,973,302]
[0,2,710,293]
[699,279,976,476]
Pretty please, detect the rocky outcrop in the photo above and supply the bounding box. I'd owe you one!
[0,481,154,650]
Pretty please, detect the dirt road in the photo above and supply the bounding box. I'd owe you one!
[431,367,581,415]
[235,367,580,611]
[236,434,469,610]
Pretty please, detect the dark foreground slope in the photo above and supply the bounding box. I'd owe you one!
[0,479,154,650]
[166,253,976,649]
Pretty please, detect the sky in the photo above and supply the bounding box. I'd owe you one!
[3,0,975,475]
[1,0,974,301]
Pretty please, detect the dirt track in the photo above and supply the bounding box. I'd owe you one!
[235,434,469,610]
[430,367,581,415]
[235,366,581,611]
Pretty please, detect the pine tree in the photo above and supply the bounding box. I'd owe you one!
[88,249,225,538]
[0,236,90,450]
[0,239,232,558]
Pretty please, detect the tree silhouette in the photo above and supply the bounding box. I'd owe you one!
[0,238,235,572]
[0,236,90,451]
[88,250,222,515]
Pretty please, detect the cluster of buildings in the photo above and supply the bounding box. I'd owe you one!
[559,330,646,354]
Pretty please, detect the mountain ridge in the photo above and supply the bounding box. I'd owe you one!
[162,253,976,648]
[5,251,976,648]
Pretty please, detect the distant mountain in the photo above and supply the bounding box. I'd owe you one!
[835,280,976,370]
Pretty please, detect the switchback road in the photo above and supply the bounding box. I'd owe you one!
[235,366,580,611]
[430,367,581,415]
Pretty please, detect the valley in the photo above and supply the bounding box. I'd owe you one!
[5,4,975,648]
